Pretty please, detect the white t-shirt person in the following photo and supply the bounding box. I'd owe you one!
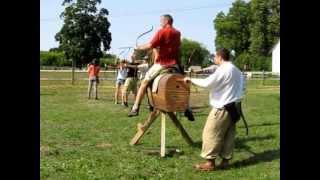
[190,61,244,109]
[137,63,149,80]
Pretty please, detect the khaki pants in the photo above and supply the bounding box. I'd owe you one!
[201,107,236,160]
[88,79,98,98]
[123,77,138,95]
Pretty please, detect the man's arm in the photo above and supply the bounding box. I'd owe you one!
[136,43,153,51]
[96,66,100,76]
[87,65,91,73]
[191,65,217,74]
[184,71,223,88]
[136,30,161,51]
[124,64,138,69]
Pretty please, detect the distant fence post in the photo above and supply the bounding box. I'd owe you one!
[262,70,265,86]
[71,59,75,85]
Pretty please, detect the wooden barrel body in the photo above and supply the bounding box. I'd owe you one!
[148,73,190,112]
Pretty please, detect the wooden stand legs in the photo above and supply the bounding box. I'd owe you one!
[167,112,194,146]
[129,110,160,145]
[130,109,194,157]
[160,113,166,157]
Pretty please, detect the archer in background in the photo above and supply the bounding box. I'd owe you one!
[114,60,127,105]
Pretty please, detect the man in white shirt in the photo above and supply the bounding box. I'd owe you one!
[184,48,244,171]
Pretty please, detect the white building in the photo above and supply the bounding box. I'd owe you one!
[272,40,280,74]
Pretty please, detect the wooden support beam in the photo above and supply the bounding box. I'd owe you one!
[160,113,166,157]
[167,112,194,146]
[130,110,160,145]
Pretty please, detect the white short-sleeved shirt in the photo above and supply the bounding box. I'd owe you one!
[137,63,149,80]
[117,68,127,80]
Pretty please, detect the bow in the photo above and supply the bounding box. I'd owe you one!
[136,26,154,47]
[119,46,134,59]
[187,49,196,67]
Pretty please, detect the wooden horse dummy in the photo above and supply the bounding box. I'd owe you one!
[130,69,194,157]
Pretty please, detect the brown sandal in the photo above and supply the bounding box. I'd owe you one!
[194,162,216,171]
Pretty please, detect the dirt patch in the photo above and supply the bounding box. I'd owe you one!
[40,145,60,156]
[40,145,50,153]
[96,143,112,149]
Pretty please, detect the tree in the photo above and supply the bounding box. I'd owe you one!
[55,0,112,67]
[249,0,279,70]
[266,0,280,49]
[40,51,71,67]
[214,0,251,54]
[180,38,210,68]
[100,53,117,67]
[213,0,279,71]
[249,0,270,56]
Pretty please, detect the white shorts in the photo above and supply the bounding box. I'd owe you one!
[144,63,179,81]
[143,64,165,81]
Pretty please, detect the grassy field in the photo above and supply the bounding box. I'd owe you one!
[40,72,280,180]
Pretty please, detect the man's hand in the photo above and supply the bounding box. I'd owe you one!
[184,77,191,84]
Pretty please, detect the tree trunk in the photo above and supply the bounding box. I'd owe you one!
[72,59,75,85]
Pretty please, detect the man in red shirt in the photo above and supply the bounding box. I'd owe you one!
[128,14,182,117]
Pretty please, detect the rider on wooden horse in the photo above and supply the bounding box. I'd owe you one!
[128,14,194,121]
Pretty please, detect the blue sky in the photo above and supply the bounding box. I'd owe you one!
[40,0,236,56]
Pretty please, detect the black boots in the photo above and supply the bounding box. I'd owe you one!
[184,108,195,121]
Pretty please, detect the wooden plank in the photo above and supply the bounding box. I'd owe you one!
[160,113,166,157]
[130,110,160,145]
[167,112,194,146]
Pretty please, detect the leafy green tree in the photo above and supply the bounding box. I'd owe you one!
[249,0,269,56]
[180,38,210,68]
[266,0,280,49]
[214,0,251,54]
[55,0,112,67]
[40,51,71,67]
[213,0,279,71]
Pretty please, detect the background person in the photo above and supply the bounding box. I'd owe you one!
[114,60,127,104]
[87,59,101,100]
[122,57,139,107]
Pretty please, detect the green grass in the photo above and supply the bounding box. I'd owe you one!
[40,72,279,179]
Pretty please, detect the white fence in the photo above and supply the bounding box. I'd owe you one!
[40,70,280,81]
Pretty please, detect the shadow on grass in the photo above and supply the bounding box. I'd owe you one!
[191,135,277,149]
[238,122,279,128]
[235,135,276,156]
[229,149,279,169]
[192,135,278,168]
[135,146,185,158]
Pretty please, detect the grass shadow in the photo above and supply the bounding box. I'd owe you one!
[235,135,276,156]
[238,122,280,129]
[135,146,185,158]
[193,135,278,168]
[229,149,279,169]
[192,134,276,150]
